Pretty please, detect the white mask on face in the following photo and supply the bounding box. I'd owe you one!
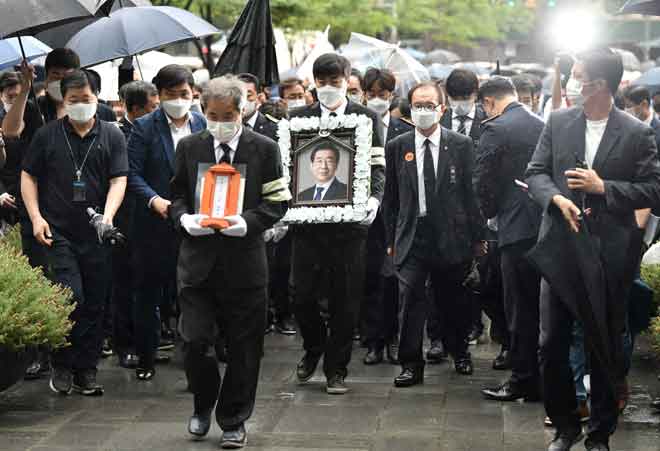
[208,119,240,143]
[348,93,363,104]
[450,98,474,116]
[411,109,439,130]
[161,98,192,119]
[565,78,584,107]
[243,100,257,117]
[317,81,347,109]
[65,102,97,123]
[287,99,306,111]
[367,97,390,115]
[47,80,63,102]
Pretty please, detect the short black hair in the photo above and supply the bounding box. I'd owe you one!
[479,76,516,101]
[152,64,194,92]
[313,53,351,80]
[238,73,261,93]
[121,80,158,112]
[408,81,444,105]
[510,75,534,97]
[0,71,20,92]
[60,70,93,98]
[624,85,651,106]
[577,47,624,96]
[45,48,80,74]
[445,69,479,99]
[310,144,340,164]
[279,78,304,98]
[363,68,396,93]
[83,69,101,95]
[350,69,363,87]
[523,73,543,94]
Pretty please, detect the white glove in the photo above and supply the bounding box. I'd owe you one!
[180,214,215,237]
[272,225,288,243]
[360,197,380,226]
[220,215,247,238]
[263,228,275,242]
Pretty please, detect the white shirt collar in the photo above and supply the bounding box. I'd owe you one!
[214,126,243,154]
[453,104,476,120]
[315,176,336,190]
[415,125,441,149]
[383,111,391,129]
[166,111,192,128]
[246,111,258,128]
[320,99,348,117]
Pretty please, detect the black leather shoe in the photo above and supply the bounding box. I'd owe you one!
[426,340,447,363]
[296,353,321,383]
[394,367,424,387]
[155,351,171,364]
[188,409,212,438]
[275,317,297,335]
[326,374,349,394]
[386,341,399,364]
[221,423,247,449]
[584,438,609,451]
[652,398,660,411]
[481,381,540,402]
[548,426,583,451]
[454,356,473,375]
[363,347,383,365]
[492,347,511,370]
[118,353,139,369]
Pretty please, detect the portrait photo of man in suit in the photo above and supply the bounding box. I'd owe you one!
[297,143,349,203]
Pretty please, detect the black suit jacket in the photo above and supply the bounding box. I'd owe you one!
[383,127,485,268]
[387,116,414,143]
[169,128,287,288]
[650,116,660,151]
[474,102,544,247]
[525,106,660,304]
[250,111,279,142]
[440,104,488,149]
[298,178,348,202]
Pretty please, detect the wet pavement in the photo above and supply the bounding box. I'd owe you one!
[1,333,659,450]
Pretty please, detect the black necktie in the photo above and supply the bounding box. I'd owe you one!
[423,139,436,212]
[329,112,337,118]
[219,143,232,164]
[456,115,469,135]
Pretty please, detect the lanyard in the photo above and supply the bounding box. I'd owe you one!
[62,123,97,182]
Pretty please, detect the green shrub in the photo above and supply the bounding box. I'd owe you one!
[641,264,660,358]
[650,316,660,357]
[0,228,73,351]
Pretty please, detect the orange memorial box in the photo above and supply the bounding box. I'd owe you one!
[199,163,242,229]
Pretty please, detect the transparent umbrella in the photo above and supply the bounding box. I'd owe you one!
[341,33,429,96]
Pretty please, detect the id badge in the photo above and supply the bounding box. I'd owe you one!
[72,180,87,203]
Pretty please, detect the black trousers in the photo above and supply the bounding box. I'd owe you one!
[477,245,509,347]
[500,239,540,386]
[179,262,266,429]
[398,225,470,368]
[291,226,366,378]
[19,212,48,270]
[111,238,134,354]
[47,230,111,372]
[267,234,292,320]
[540,279,618,439]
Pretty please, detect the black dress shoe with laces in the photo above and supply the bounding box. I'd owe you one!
[274,317,297,335]
[454,355,474,375]
[73,370,104,396]
[426,340,447,363]
[584,438,609,451]
[548,426,583,451]
[386,342,399,364]
[492,347,511,370]
[221,423,247,449]
[394,367,424,387]
[296,353,321,383]
[326,374,349,394]
[363,347,383,365]
[188,409,212,438]
[481,380,540,402]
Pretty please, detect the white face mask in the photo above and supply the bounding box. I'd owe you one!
[208,119,240,143]
[287,99,306,111]
[47,80,63,102]
[450,98,474,116]
[348,93,363,104]
[161,98,192,119]
[243,100,257,117]
[565,78,584,107]
[411,109,439,131]
[367,97,390,116]
[65,102,97,123]
[317,81,347,109]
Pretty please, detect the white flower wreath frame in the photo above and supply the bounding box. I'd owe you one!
[277,113,373,224]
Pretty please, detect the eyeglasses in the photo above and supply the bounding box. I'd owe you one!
[411,104,440,113]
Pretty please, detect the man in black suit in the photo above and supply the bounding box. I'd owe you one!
[361,68,413,365]
[298,145,348,202]
[237,73,278,141]
[384,82,486,387]
[623,85,660,149]
[474,77,544,402]
[169,76,288,449]
[290,54,385,394]
[526,48,660,451]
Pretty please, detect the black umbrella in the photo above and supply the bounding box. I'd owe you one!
[526,209,619,396]
[36,0,151,49]
[619,0,660,15]
[214,0,279,86]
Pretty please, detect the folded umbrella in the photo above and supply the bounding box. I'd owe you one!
[619,0,660,15]
[66,6,220,68]
[342,33,430,96]
[0,37,52,71]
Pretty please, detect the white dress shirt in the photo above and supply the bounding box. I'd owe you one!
[320,99,348,119]
[452,104,475,135]
[382,111,391,143]
[214,127,243,164]
[312,177,336,200]
[245,111,259,129]
[585,117,608,169]
[415,126,441,217]
[166,112,192,151]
